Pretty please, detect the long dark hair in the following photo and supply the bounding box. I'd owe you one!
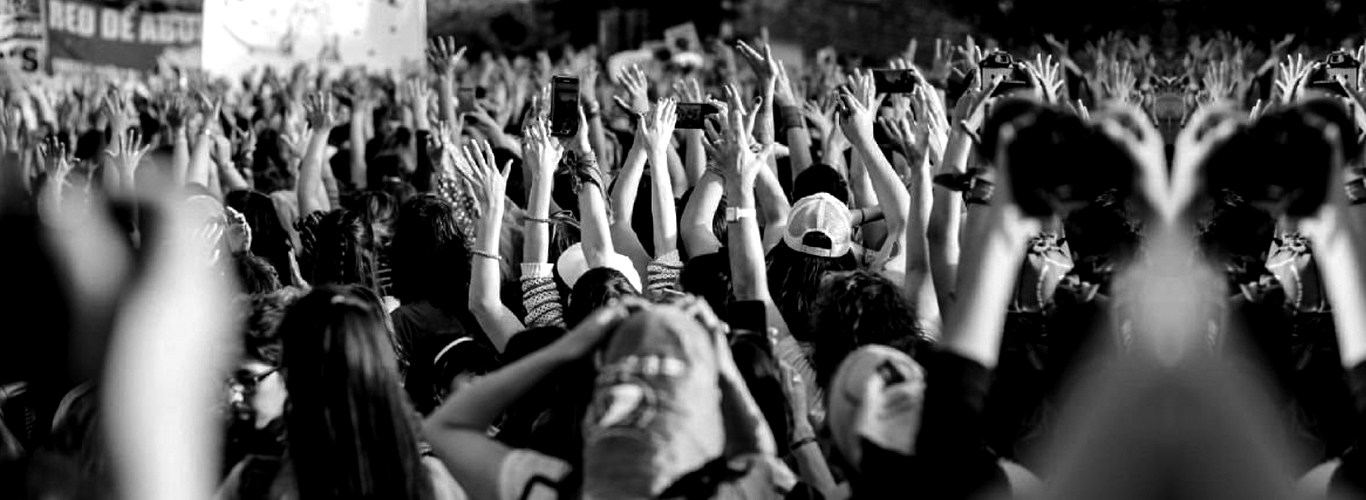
[729,333,793,457]
[309,209,382,294]
[390,195,471,311]
[226,190,297,286]
[565,267,637,328]
[278,285,433,500]
[766,239,859,343]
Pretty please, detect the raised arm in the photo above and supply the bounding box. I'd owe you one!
[186,94,221,190]
[424,304,628,500]
[521,116,567,327]
[297,92,337,217]
[841,71,913,266]
[461,139,525,351]
[427,38,466,127]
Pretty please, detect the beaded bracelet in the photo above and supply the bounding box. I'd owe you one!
[471,249,503,262]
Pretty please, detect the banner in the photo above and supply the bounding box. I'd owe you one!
[46,0,201,78]
[0,0,44,74]
[201,0,426,77]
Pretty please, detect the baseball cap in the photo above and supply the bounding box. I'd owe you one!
[826,345,925,470]
[555,242,643,292]
[785,193,853,258]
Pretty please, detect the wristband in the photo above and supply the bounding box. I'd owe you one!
[789,437,818,452]
[778,105,804,132]
[963,176,995,205]
[584,100,602,119]
[725,206,757,223]
[1347,177,1366,205]
[522,215,552,224]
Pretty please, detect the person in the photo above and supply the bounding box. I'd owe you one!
[216,285,464,500]
[389,194,481,355]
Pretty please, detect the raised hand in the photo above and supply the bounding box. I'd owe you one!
[427,36,467,76]
[195,92,223,136]
[1169,103,1244,217]
[302,91,338,131]
[1275,54,1312,103]
[522,115,564,177]
[39,136,77,186]
[613,65,650,116]
[802,99,836,142]
[579,63,600,107]
[673,78,704,103]
[1025,54,1065,103]
[157,93,191,131]
[837,70,885,143]
[104,128,153,178]
[102,86,135,132]
[736,35,780,84]
[639,98,678,154]
[457,139,511,216]
[880,112,931,170]
[1093,102,1172,218]
[704,92,771,188]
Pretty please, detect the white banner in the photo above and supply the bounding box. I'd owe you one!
[0,0,44,73]
[200,0,425,77]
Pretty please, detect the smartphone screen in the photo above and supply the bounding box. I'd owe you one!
[873,69,917,94]
[457,88,477,113]
[675,102,719,130]
[1327,67,1358,91]
[549,76,580,137]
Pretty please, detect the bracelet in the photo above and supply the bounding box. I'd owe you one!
[1347,177,1366,205]
[471,249,503,262]
[789,437,818,452]
[522,215,552,224]
[584,101,602,119]
[778,105,804,132]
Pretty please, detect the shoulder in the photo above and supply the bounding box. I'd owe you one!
[498,449,573,500]
[423,455,470,500]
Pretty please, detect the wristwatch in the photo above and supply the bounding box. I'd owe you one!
[725,207,757,223]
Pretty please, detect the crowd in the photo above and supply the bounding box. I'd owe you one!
[2,24,1366,500]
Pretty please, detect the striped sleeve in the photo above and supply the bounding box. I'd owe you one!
[521,263,564,328]
[647,250,684,297]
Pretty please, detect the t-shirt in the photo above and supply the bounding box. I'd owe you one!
[494,449,795,500]
[391,301,471,365]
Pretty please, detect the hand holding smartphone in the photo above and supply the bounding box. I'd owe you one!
[550,76,581,137]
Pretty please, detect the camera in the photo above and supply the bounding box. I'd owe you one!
[978,51,1032,97]
[873,69,918,94]
[1305,50,1361,96]
[978,99,1136,217]
[1203,99,1359,217]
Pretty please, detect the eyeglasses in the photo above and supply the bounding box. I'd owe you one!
[230,367,279,392]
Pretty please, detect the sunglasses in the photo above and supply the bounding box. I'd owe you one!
[230,367,279,392]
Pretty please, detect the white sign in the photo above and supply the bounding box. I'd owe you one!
[200,0,426,77]
[0,0,44,73]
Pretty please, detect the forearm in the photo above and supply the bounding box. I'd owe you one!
[943,204,1033,368]
[928,185,962,312]
[755,82,777,146]
[666,145,688,198]
[427,341,576,429]
[649,148,679,257]
[438,73,457,125]
[172,128,190,186]
[349,110,368,190]
[755,164,789,251]
[681,170,724,257]
[725,183,770,302]
[471,205,524,351]
[905,168,941,338]
[791,444,841,500]
[187,132,213,188]
[786,128,814,180]
[852,136,911,236]
[683,131,705,186]
[298,132,329,215]
[216,157,250,192]
[523,172,554,264]
[610,144,649,227]
[580,181,615,268]
[1306,206,1366,367]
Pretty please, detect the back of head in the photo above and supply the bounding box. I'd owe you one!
[766,240,858,343]
[225,190,294,281]
[390,195,471,309]
[278,285,432,500]
[234,252,283,295]
[243,286,306,367]
[680,251,733,315]
[309,209,380,292]
[792,164,850,205]
[406,335,499,415]
[811,270,925,389]
[566,267,638,328]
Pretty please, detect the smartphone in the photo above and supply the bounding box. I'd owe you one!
[877,360,905,385]
[457,87,477,113]
[1324,51,1360,91]
[549,76,581,137]
[979,51,1016,86]
[676,102,721,130]
[727,300,768,334]
[872,69,917,94]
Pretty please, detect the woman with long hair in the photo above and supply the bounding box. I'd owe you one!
[217,284,463,500]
